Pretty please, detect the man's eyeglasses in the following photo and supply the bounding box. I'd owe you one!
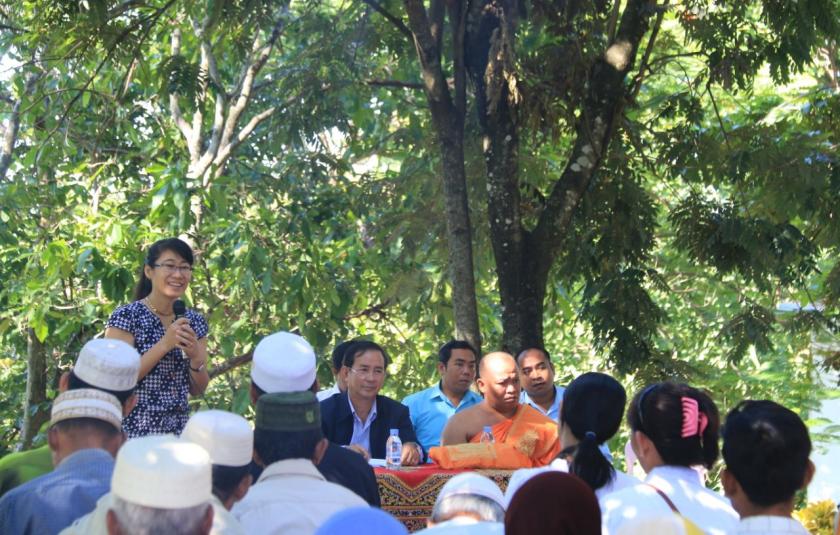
[348,367,386,379]
[153,263,194,274]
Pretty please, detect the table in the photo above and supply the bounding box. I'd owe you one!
[375,464,512,532]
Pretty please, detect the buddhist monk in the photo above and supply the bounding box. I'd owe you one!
[430,352,560,469]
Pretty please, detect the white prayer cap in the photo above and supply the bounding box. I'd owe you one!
[181,410,253,467]
[502,466,557,508]
[50,388,122,430]
[112,435,211,509]
[251,331,316,393]
[74,338,140,392]
[436,472,505,510]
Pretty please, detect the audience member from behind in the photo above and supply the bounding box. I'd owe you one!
[415,472,505,534]
[721,400,814,534]
[601,382,737,535]
[0,390,125,535]
[182,410,253,531]
[0,338,139,498]
[320,340,422,464]
[232,392,366,534]
[506,472,601,535]
[315,507,408,535]
[317,339,356,401]
[402,340,482,456]
[105,436,214,535]
[505,372,639,505]
[249,331,380,506]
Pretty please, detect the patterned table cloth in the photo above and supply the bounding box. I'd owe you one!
[375,465,512,532]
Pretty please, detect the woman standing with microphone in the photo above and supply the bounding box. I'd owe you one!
[105,237,209,437]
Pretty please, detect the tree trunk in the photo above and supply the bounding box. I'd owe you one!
[471,0,655,351]
[403,0,482,351]
[21,329,49,449]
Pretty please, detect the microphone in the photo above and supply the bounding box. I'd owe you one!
[173,299,188,358]
[173,299,186,321]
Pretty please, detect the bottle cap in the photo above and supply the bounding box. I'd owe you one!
[483,426,492,432]
[390,428,399,435]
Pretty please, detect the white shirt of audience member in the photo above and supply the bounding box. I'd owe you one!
[732,515,810,535]
[231,458,366,535]
[505,457,641,508]
[414,516,504,534]
[600,465,738,535]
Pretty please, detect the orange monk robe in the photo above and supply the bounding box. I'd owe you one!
[429,404,560,469]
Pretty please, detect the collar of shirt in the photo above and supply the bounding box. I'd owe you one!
[737,516,810,534]
[258,458,326,484]
[645,464,704,488]
[431,381,481,409]
[519,385,563,418]
[55,448,115,471]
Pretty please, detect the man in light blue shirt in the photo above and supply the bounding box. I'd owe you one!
[517,347,565,421]
[403,340,483,458]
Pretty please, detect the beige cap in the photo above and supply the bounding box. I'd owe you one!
[251,331,316,393]
[50,389,122,430]
[74,338,140,392]
[181,410,253,467]
[436,472,505,509]
[112,435,212,509]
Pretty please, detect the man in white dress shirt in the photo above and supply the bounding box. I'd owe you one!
[721,400,814,535]
[232,391,366,534]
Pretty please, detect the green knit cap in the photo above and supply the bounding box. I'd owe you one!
[256,391,320,432]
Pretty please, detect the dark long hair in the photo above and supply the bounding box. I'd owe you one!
[133,238,194,300]
[627,381,720,469]
[560,372,626,491]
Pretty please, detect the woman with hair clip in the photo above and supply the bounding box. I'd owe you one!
[105,237,210,437]
[601,382,738,535]
[504,372,640,506]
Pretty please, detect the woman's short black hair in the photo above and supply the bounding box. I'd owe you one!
[133,238,194,300]
[560,372,626,491]
[722,400,811,507]
[627,381,721,470]
[341,340,390,368]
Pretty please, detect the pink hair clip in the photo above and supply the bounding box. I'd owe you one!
[680,397,708,438]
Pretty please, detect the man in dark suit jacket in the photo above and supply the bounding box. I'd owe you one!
[320,340,423,464]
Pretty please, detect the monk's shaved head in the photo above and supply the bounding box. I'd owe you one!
[477,352,520,415]
[479,352,516,378]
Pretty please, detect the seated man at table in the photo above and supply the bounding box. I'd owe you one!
[320,340,423,465]
[402,340,482,457]
[430,352,559,469]
[517,347,564,421]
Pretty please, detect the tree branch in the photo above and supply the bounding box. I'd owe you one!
[208,351,253,379]
[362,0,413,40]
[168,27,194,153]
[365,78,423,89]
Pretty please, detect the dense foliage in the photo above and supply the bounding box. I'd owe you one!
[0,0,838,459]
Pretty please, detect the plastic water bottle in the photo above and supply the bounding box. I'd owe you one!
[386,428,402,468]
[479,425,495,444]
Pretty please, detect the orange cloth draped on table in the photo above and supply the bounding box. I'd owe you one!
[429,404,560,469]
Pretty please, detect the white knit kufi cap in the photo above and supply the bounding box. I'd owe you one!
[50,388,122,431]
[251,331,316,393]
[181,410,253,467]
[75,338,140,392]
[112,435,211,509]
[436,472,506,509]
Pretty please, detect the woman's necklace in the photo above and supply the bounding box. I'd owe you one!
[144,297,174,317]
